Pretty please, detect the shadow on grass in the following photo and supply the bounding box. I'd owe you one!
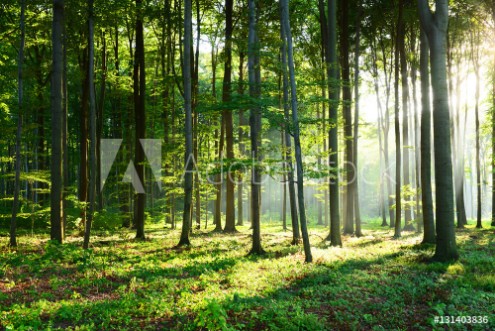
[4,226,495,330]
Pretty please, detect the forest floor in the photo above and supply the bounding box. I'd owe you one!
[0,218,494,330]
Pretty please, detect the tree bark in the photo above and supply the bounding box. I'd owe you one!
[419,28,435,244]
[10,0,26,247]
[248,0,264,255]
[399,0,413,232]
[393,2,402,239]
[281,0,312,262]
[84,0,97,249]
[237,51,245,226]
[371,38,388,227]
[353,2,362,237]
[471,29,483,229]
[179,0,193,246]
[223,0,236,233]
[418,0,458,261]
[324,0,341,246]
[339,0,354,235]
[134,0,146,240]
[50,0,65,243]
[280,9,300,245]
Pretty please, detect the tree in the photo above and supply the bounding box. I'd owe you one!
[419,27,435,244]
[470,26,482,229]
[223,0,236,233]
[248,0,264,255]
[393,0,402,239]
[178,0,193,246]
[134,0,146,240]
[10,0,26,248]
[280,4,300,245]
[325,0,341,247]
[83,0,97,249]
[340,0,354,235]
[50,0,65,243]
[399,0,413,232]
[418,0,458,261]
[281,0,312,263]
[353,1,363,237]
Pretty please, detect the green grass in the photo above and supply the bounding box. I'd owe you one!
[1,219,494,330]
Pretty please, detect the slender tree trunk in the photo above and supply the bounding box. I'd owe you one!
[193,0,201,230]
[399,0,413,232]
[222,0,236,233]
[418,0,458,261]
[237,51,245,226]
[410,29,422,232]
[371,39,388,227]
[378,35,396,228]
[393,3,402,238]
[179,0,193,246]
[281,0,312,262]
[213,120,225,232]
[340,0,354,235]
[420,28,435,244]
[248,0,264,255]
[134,0,146,240]
[96,32,107,211]
[10,0,26,247]
[80,48,89,228]
[84,0,97,249]
[353,3,362,237]
[62,15,69,232]
[281,131,287,231]
[475,79,482,228]
[324,0,341,246]
[471,30,483,229]
[280,10,300,245]
[50,0,65,243]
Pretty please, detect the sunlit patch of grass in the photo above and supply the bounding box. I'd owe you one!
[1,218,494,330]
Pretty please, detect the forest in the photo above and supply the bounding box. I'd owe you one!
[1,0,494,329]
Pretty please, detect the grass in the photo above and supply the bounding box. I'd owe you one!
[0,218,494,330]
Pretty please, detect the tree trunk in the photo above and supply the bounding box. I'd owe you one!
[340,0,354,236]
[62,15,69,233]
[399,0,413,232]
[393,2,402,239]
[237,51,245,226]
[213,119,225,232]
[134,0,146,240]
[10,0,26,247]
[324,0,341,246]
[419,28,435,244]
[471,30,483,229]
[371,38,388,227]
[280,9,300,245]
[50,0,65,243]
[418,0,458,261]
[97,31,107,211]
[179,0,193,246]
[248,0,264,255]
[353,3,362,237]
[281,0,312,262]
[223,0,236,233]
[84,0,97,249]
